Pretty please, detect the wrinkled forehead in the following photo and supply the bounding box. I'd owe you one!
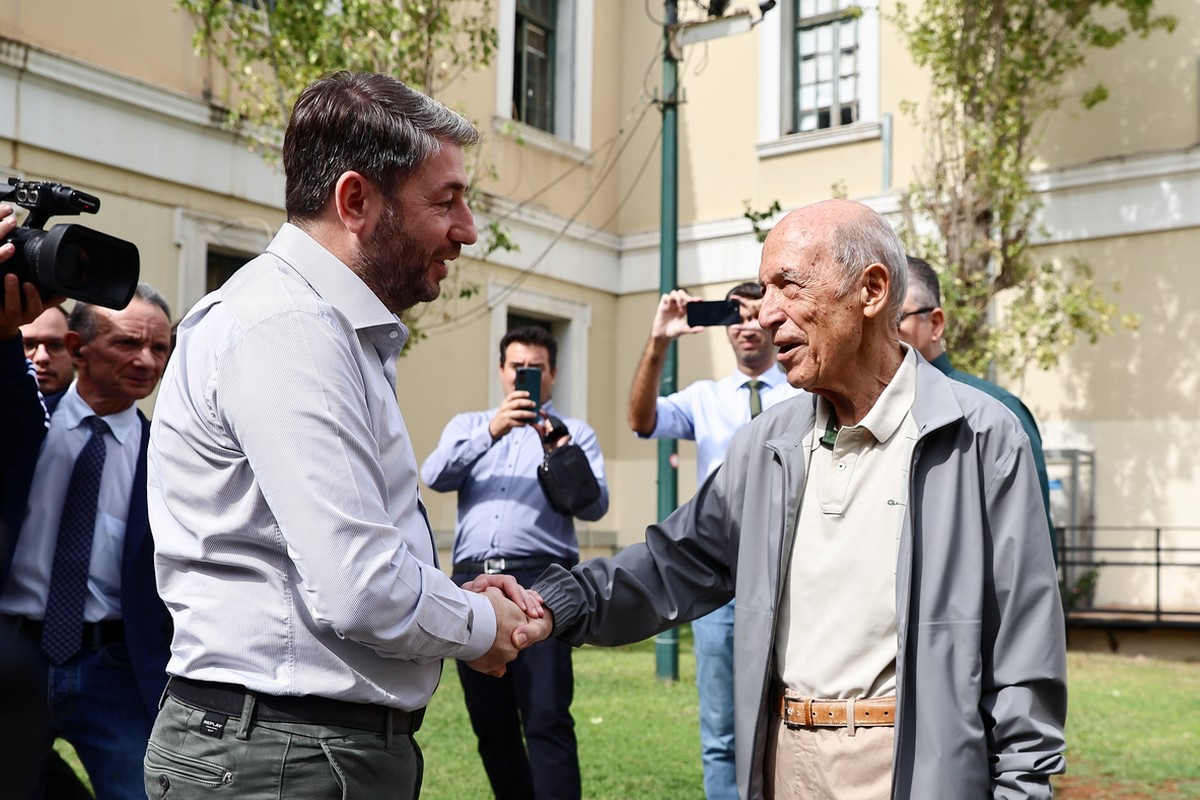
[759,226,831,284]
[98,300,171,339]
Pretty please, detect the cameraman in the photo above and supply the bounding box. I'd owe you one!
[0,211,174,799]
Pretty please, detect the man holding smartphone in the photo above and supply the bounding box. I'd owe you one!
[627,282,798,800]
[421,325,609,800]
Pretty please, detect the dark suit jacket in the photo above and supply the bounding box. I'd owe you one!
[0,335,171,714]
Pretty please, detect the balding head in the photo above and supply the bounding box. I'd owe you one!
[756,200,907,421]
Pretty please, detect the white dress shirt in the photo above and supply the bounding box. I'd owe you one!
[148,223,496,711]
[647,363,798,480]
[0,383,139,622]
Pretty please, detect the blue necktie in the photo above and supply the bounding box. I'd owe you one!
[42,415,111,664]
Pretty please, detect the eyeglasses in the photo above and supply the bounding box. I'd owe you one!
[898,306,936,322]
[22,339,67,355]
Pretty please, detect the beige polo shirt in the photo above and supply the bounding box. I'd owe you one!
[774,346,919,699]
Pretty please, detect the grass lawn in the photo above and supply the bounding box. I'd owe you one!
[1054,650,1200,799]
[60,642,1199,798]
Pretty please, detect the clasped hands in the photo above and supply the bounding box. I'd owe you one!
[463,575,554,677]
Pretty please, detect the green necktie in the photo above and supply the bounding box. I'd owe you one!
[747,379,763,419]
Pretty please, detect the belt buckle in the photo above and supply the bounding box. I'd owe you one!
[483,558,506,574]
[782,696,811,730]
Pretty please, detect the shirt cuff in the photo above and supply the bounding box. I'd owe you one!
[456,587,498,663]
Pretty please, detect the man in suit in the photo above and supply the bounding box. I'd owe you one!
[0,265,174,799]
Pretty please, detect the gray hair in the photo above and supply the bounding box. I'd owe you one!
[828,211,908,326]
[68,282,171,342]
[283,71,480,220]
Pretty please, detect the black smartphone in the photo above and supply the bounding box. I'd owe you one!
[514,366,542,417]
[686,299,741,327]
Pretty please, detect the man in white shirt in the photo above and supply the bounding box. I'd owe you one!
[627,282,797,800]
[145,71,535,800]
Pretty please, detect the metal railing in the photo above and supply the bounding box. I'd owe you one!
[1057,525,1200,628]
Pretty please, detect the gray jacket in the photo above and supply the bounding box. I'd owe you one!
[535,357,1067,799]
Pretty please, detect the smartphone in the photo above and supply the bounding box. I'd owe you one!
[686,299,741,327]
[514,366,542,417]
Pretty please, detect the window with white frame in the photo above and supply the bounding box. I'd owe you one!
[514,0,556,133]
[496,0,593,153]
[792,0,859,134]
[756,0,879,156]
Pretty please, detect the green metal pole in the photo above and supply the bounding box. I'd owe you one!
[654,0,680,684]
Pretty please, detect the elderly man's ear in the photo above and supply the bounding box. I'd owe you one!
[860,263,891,319]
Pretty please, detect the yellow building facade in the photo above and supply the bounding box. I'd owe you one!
[2,0,1197,611]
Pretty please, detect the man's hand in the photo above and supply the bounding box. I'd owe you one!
[465,587,531,677]
[465,574,555,651]
[0,202,17,263]
[1,273,51,342]
[513,611,554,650]
[462,573,545,619]
[535,416,572,453]
[488,389,540,440]
[731,293,762,324]
[650,289,704,341]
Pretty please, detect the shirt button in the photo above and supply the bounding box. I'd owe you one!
[837,463,846,471]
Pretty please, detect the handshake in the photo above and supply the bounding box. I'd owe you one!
[462,575,553,677]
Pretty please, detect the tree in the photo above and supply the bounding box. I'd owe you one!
[176,0,509,343]
[179,0,497,137]
[893,0,1175,377]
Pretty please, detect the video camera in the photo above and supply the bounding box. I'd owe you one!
[1,177,139,309]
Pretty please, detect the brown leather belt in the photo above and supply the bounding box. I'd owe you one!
[773,691,896,729]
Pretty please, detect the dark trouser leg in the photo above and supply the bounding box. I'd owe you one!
[0,628,55,800]
[455,658,535,799]
[511,634,580,800]
[144,694,420,799]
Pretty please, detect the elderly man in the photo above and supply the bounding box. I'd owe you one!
[1,272,174,799]
[146,72,535,800]
[484,199,1067,799]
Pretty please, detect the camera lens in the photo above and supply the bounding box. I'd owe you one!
[54,241,92,290]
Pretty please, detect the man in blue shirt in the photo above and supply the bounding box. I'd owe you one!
[422,325,609,800]
[627,282,797,800]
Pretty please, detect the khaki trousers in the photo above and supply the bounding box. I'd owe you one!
[764,712,894,800]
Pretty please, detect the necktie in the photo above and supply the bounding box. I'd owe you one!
[747,379,763,419]
[42,415,111,664]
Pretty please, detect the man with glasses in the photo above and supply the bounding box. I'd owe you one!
[19,306,74,398]
[627,282,797,800]
[898,255,1055,561]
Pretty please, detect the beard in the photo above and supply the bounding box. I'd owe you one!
[353,203,450,315]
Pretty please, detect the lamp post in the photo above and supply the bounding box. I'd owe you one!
[653,0,681,683]
[651,0,775,683]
